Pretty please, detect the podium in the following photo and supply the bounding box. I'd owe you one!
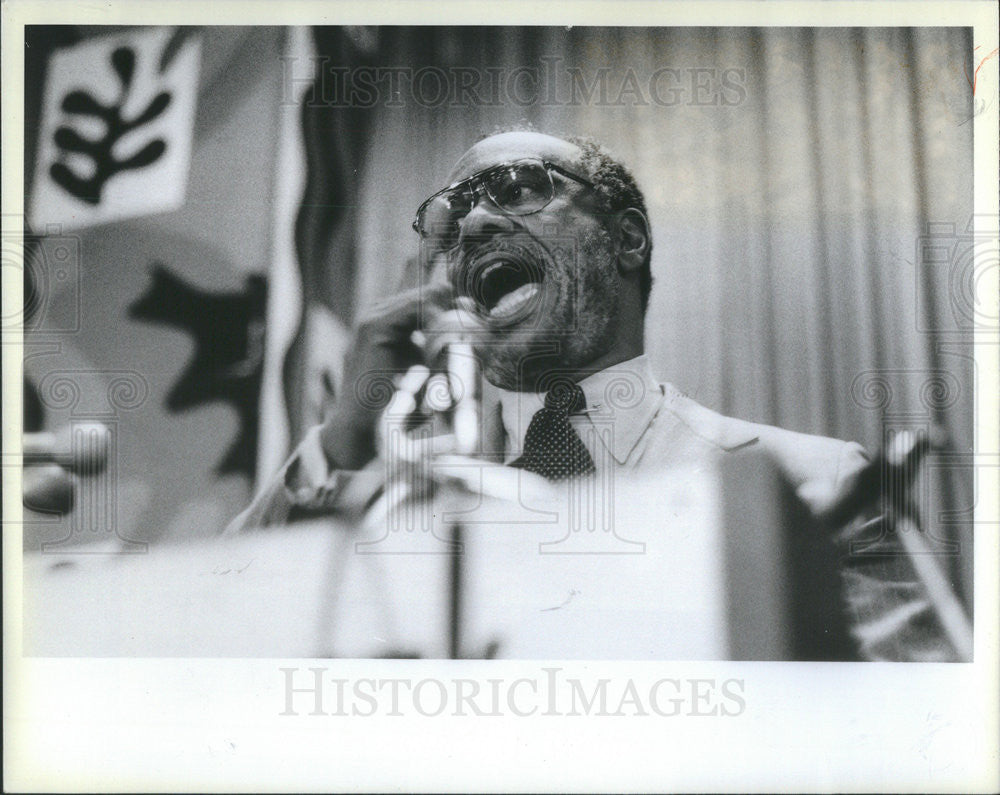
[22,449,852,659]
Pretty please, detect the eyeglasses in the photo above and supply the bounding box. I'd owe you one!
[412,158,594,252]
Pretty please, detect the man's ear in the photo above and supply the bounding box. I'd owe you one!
[615,208,650,274]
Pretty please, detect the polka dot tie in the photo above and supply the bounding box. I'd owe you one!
[510,382,596,481]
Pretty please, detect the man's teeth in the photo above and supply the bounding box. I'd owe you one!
[480,261,510,279]
[489,282,540,319]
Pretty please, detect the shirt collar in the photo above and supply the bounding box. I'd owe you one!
[495,354,665,464]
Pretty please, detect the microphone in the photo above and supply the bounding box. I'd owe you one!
[422,307,483,455]
[803,428,941,527]
[365,309,484,515]
[22,422,111,515]
[23,464,77,514]
[23,421,111,475]
[447,341,480,456]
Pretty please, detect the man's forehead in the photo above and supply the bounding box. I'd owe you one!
[446,132,584,183]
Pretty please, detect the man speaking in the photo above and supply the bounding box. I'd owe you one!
[230,130,957,662]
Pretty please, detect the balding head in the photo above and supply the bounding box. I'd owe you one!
[448,131,586,184]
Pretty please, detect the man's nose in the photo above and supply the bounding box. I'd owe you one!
[457,192,519,240]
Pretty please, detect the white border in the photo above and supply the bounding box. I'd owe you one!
[3,2,998,792]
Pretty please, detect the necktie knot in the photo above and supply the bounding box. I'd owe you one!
[511,382,595,481]
[544,382,586,414]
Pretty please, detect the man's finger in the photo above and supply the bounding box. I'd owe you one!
[359,280,457,336]
[422,307,484,363]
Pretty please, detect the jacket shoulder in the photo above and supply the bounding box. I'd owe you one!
[662,386,869,489]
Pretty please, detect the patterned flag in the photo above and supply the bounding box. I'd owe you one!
[30,27,200,230]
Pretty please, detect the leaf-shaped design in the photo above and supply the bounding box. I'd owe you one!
[49,163,101,205]
[117,138,167,170]
[128,91,172,129]
[53,126,100,155]
[61,90,107,117]
[111,46,136,87]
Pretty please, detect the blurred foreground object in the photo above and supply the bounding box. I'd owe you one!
[22,422,111,514]
[24,449,850,659]
[802,427,972,662]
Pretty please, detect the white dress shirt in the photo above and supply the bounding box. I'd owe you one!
[493,354,666,469]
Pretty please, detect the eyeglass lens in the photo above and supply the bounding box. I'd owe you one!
[417,161,556,250]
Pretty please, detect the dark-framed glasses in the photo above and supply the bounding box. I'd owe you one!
[412,158,594,252]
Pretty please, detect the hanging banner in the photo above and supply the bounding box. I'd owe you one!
[30,27,200,230]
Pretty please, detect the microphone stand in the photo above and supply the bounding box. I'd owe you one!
[349,341,484,659]
[445,341,479,660]
[881,432,973,660]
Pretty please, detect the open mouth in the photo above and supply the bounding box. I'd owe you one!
[462,247,544,325]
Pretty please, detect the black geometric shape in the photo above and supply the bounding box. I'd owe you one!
[129,263,267,477]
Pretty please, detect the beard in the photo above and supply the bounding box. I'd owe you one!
[469,225,622,392]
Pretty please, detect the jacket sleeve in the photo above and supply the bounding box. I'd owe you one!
[223,425,374,535]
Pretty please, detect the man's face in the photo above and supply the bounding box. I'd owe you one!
[431,132,622,391]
